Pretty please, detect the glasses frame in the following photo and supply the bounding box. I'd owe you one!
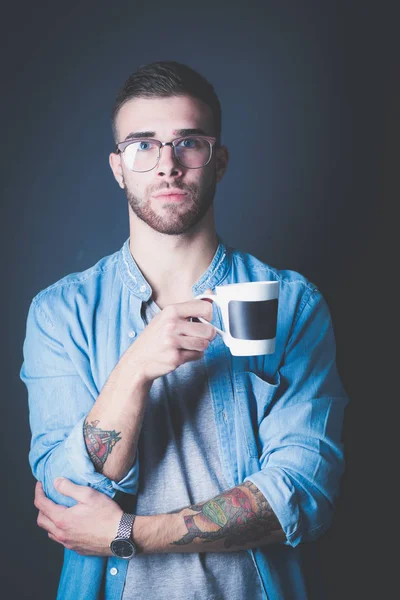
[115,135,218,172]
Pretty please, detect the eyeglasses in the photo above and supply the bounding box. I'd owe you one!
[115,135,218,172]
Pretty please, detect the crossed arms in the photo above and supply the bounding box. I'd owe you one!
[24,287,347,556]
[31,296,285,556]
[34,478,284,556]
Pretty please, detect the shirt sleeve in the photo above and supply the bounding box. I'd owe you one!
[244,288,348,547]
[20,298,139,507]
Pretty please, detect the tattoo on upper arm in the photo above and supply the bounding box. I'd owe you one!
[83,419,122,473]
[172,481,281,549]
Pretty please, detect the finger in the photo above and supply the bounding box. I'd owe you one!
[37,509,60,538]
[171,299,214,321]
[175,334,211,352]
[179,349,205,363]
[34,482,67,521]
[177,320,216,341]
[54,477,93,503]
[188,288,215,323]
[34,481,46,505]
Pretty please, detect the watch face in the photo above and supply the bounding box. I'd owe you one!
[110,538,136,559]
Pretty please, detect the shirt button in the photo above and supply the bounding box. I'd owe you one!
[139,284,147,293]
[128,330,136,339]
[110,567,118,576]
[222,410,227,423]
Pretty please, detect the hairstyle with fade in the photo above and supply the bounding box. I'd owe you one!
[111,60,222,144]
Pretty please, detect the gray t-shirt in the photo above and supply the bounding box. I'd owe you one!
[122,300,263,600]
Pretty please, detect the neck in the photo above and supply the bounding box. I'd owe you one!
[128,207,219,305]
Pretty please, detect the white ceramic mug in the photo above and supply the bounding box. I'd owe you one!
[195,280,280,356]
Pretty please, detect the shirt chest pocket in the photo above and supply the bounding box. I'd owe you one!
[233,371,280,458]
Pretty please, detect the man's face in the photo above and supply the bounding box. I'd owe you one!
[110,95,227,235]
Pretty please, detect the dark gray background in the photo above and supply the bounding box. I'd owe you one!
[1,1,396,598]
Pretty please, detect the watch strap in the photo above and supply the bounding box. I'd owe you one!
[116,512,136,540]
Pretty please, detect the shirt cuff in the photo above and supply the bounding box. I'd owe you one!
[244,467,302,547]
[64,416,139,497]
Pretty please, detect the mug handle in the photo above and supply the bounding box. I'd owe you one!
[194,294,228,342]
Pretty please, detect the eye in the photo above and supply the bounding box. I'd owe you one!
[138,141,152,151]
[178,137,198,149]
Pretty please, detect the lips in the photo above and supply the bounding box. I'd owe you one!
[153,190,187,198]
[153,190,188,201]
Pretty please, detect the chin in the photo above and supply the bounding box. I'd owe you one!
[144,215,205,236]
[128,188,214,235]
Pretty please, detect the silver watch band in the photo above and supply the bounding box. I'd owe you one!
[116,512,136,540]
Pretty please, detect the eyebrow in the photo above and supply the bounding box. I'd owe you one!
[123,128,209,141]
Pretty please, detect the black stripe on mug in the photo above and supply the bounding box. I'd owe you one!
[228,298,278,340]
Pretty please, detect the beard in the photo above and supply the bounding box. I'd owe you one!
[123,176,216,235]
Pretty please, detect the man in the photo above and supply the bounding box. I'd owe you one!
[21,61,348,600]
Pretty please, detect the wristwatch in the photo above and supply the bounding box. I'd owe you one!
[110,512,137,559]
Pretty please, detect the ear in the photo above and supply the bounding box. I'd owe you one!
[109,152,125,189]
[215,145,229,183]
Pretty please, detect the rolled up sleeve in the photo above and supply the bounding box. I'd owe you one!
[20,298,139,507]
[245,289,348,547]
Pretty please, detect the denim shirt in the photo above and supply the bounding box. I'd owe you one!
[20,238,348,600]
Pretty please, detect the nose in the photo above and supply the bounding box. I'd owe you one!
[156,143,184,178]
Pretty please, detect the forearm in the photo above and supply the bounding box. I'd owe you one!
[82,300,217,483]
[84,354,151,482]
[134,481,285,554]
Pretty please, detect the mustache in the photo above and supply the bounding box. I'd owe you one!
[150,183,194,194]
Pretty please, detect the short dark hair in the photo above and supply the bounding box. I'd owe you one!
[111,60,222,143]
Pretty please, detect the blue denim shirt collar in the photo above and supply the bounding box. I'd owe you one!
[117,236,230,299]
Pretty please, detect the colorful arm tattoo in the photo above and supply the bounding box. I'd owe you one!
[172,481,281,549]
[83,419,122,473]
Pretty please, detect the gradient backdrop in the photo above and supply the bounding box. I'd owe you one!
[1,1,396,598]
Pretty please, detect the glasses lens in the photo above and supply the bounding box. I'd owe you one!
[175,137,211,168]
[123,140,159,172]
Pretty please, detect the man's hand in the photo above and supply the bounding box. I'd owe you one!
[34,478,122,556]
[125,292,216,384]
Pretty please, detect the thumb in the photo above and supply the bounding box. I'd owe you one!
[54,477,91,502]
